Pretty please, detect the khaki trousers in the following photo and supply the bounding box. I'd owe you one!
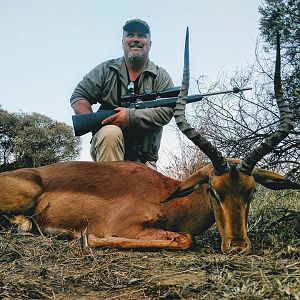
[90,125,156,170]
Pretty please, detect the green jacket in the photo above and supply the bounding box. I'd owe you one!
[70,56,174,162]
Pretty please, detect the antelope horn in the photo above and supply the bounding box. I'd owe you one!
[239,32,294,175]
[174,27,229,175]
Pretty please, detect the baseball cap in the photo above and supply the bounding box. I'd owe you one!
[123,19,151,35]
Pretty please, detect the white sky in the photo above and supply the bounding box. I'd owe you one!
[0,0,262,169]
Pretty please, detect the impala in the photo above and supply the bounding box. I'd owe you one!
[0,29,299,254]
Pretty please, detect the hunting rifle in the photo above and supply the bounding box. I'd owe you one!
[72,86,251,136]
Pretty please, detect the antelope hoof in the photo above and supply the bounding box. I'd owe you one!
[18,219,33,233]
[10,215,33,234]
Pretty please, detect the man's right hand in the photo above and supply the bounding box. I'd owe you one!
[102,107,127,129]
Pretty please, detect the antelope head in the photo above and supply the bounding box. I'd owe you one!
[170,28,298,254]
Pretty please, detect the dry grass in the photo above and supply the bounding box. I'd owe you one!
[0,189,299,299]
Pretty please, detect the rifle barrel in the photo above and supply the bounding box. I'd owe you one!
[129,87,252,109]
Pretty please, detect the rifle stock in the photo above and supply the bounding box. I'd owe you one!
[72,87,251,136]
[72,110,116,136]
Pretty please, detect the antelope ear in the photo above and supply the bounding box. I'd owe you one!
[162,165,211,202]
[252,168,300,190]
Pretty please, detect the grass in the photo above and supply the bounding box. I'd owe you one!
[0,189,299,299]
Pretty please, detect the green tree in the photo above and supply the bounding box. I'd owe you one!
[258,0,300,178]
[0,108,18,169]
[259,0,300,117]
[0,107,81,171]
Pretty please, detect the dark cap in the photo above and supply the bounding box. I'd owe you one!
[123,19,151,35]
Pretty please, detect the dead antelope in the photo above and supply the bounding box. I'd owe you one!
[0,29,299,254]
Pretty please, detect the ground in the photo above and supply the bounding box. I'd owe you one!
[0,189,299,299]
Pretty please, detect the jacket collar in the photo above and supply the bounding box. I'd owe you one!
[108,57,158,82]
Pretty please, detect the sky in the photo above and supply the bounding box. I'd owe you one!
[0,0,263,170]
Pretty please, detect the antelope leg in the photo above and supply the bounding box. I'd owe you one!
[87,229,193,250]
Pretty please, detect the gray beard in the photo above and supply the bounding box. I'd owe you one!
[127,52,148,70]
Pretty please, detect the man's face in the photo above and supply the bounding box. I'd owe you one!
[122,30,152,64]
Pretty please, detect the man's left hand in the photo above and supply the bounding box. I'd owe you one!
[101,107,127,129]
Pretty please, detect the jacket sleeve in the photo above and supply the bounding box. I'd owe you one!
[70,64,104,106]
[125,67,174,130]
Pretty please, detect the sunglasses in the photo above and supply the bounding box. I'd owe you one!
[127,81,135,94]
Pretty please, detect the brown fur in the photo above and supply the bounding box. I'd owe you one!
[0,160,298,253]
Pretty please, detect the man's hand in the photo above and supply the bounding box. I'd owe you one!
[101,107,127,128]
